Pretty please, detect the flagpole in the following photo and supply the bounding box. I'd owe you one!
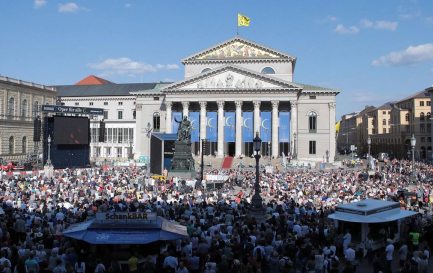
[236,14,239,36]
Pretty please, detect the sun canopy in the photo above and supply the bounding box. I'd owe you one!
[63,215,188,244]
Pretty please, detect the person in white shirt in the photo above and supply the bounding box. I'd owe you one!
[344,245,356,268]
[342,230,352,250]
[398,242,408,267]
[385,239,394,272]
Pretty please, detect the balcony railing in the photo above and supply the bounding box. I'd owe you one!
[0,114,34,122]
[0,75,56,91]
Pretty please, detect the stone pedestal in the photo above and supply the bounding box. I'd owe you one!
[170,141,195,178]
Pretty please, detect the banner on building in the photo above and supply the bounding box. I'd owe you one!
[260,112,272,142]
[279,112,291,142]
[189,112,200,142]
[206,112,217,142]
[242,112,254,142]
[224,112,236,142]
[172,112,182,134]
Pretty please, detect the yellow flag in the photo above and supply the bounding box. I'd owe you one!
[238,13,250,27]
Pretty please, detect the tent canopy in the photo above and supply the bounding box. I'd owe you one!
[63,215,188,244]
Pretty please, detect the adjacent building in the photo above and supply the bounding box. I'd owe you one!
[0,75,56,161]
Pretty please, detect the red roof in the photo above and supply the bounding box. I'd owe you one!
[75,75,113,85]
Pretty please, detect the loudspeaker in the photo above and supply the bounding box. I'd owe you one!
[33,117,41,142]
[99,120,105,142]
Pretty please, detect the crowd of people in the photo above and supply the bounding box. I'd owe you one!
[0,158,432,273]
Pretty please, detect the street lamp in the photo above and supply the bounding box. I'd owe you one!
[410,134,416,184]
[144,122,153,175]
[367,136,371,169]
[46,135,52,166]
[251,132,263,209]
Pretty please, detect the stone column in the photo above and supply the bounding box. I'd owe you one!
[165,101,172,133]
[217,101,225,157]
[235,101,243,157]
[253,101,261,136]
[271,100,279,158]
[329,102,336,163]
[182,101,189,118]
[290,101,298,157]
[199,101,207,154]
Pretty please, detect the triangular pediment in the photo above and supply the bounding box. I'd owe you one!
[164,65,301,91]
[182,37,296,63]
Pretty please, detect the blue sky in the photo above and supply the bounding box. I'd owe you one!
[1,0,433,117]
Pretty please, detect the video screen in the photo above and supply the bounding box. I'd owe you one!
[54,116,89,145]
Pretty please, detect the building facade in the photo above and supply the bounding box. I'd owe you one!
[56,79,162,161]
[0,76,56,161]
[337,87,433,160]
[135,37,339,162]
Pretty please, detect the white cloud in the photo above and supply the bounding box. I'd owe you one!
[125,3,131,8]
[327,15,337,22]
[34,0,47,8]
[58,2,79,13]
[334,24,359,34]
[372,43,433,66]
[90,58,180,76]
[360,19,398,31]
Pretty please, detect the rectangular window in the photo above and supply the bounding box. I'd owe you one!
[118,128,123,143]
[108,128,113,143]
[118,111,123,120]
[104,128,108,142]
[420,101,424,106]
[103,110,108,120]
[420,124,425,132]
[106,147,111,157]
[153,97,160,101]
[129,128,134,142]
[118,102,123,105]
[89,102,94,106]
[309,141,316,155]
[113,128,118,143]
[117,147,122,157]
[133,110,136,119]
[309,95,316,99]
[75,102,79,106]
[383,128,386,134]
[372,129,376,134]
[428,137,432,142]
[123,128,128,143]
[428,101,431,106]
[104,102,108,105]
[421,137,425,143]
[382,111,386,114]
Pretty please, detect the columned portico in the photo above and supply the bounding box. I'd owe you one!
[290,101,297,156]
[165,101,172,133]
[253,101,261,136]
[271,101,279,157]
[199,101,207,154]
[235,101,242,156]
[182,101,189,118]
[217,101,224,157]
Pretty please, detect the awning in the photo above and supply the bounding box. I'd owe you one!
[63,216,188,244]
[328,209,418,223]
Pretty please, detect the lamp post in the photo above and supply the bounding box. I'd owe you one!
[46,135,52,166]
[410,134,416,184]
[293,132,297,159]
[251,132,263,209]
[144,122,153,175]
[367,136,371,170]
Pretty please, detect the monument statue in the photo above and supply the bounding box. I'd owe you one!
[171,116,195,177]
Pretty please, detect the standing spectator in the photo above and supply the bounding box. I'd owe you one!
[385,239,395,273]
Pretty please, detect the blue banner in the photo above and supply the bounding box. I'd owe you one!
[206,112,217,141]
[279,112,291,142]
[242,112,254,142]
[260,112,272,142]
[224,112,236,142]
[172,112,182,133]
[189,112,200,142]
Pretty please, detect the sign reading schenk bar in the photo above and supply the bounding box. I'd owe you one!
[96,212,157,222]
[42,104,104,115]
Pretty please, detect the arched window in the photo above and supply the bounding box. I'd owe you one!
[261,67,275,74]
[9,136,14,154]
[201,68,211,73]
[8,97,15,116]
[427,112,431,120]
[382,119,386,125]
[22,136,27,154]
[33,101,39,117]
[21,99,27,117]
[308,111,317,133]
[153,112,161,132]
[420,112,425,121]
[405,113,409,122]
